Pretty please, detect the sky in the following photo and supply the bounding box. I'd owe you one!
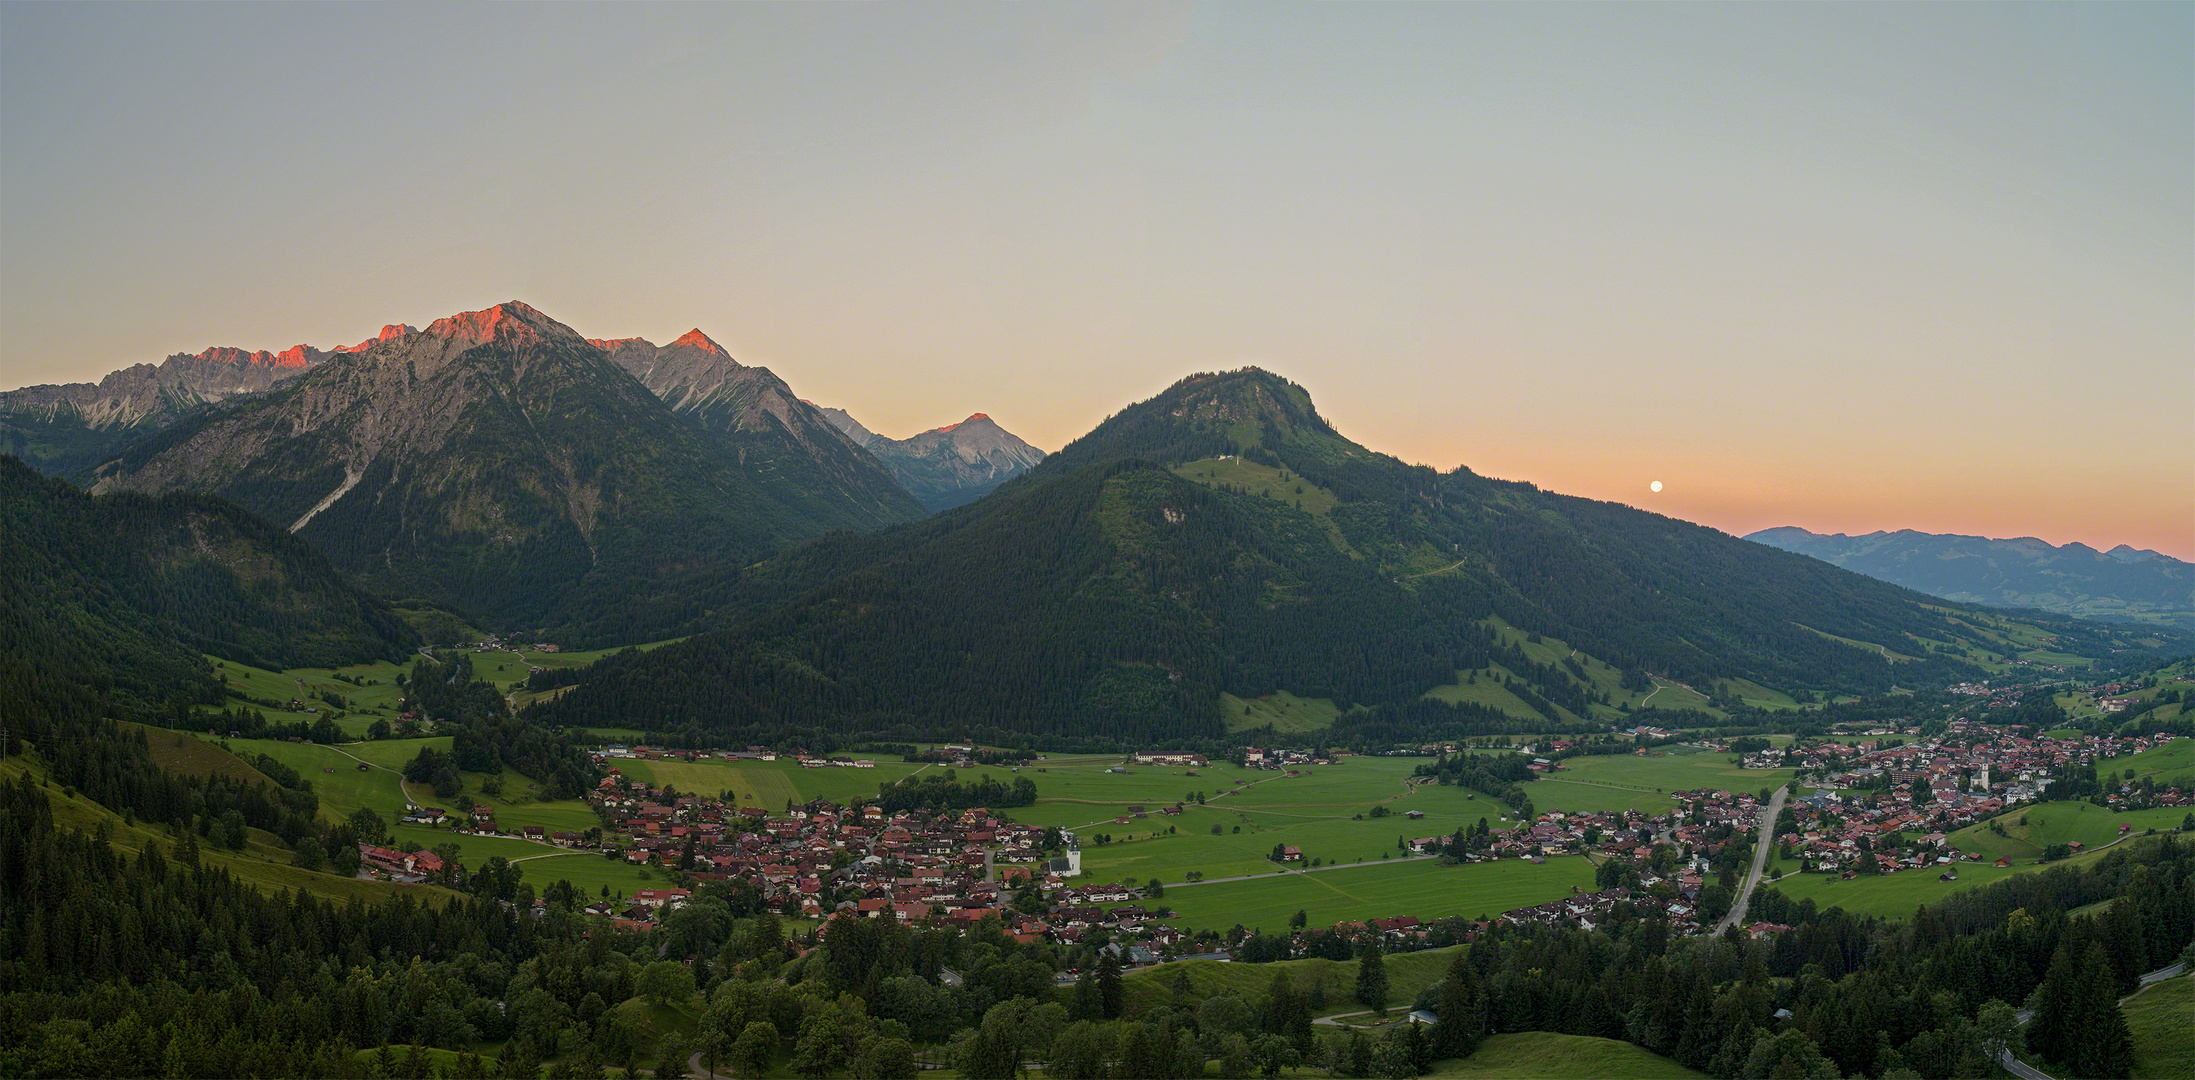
[3,3,2189,558]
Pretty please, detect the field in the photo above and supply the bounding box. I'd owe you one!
[2116,739,2195,787]
[1157,856,1597,935]
[1946,801,2189,863]
[1427,1033,1708,1079]
[1525,747,1794,817]
[611,755,939,808]
[2125,974,2194,1080]
[212,655,413,736]
[1121,945,1464,1016]
[1009,756,1530,885]
[1753,831,2174,921]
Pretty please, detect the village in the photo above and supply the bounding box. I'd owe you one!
[348,724,2188,970]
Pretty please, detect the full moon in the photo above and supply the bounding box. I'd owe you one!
[1650,480,1663,493]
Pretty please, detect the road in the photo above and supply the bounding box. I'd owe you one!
[1712,786,1787,935]
[1998,961,2186,1080]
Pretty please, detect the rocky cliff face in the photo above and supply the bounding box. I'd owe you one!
[811,404,881,448]
[88,302,913,642]
[2,343,335,474]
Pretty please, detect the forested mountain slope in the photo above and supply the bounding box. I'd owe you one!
[531,369,2173,747]
[1,455,416,744]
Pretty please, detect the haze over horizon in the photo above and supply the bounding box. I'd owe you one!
[3,4,2188,559]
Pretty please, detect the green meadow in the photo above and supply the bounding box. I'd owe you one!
[2116,738,2195,787]
[210,733,667,896]
[1946,801,2187,863]
[1011,756,1524,884]
[1156,856,1597,935]
[1428,1033,1709,1079]
[610,755,937,808]
[1,751,462,908]
[1756,833,2174,921]
[2125,974,2194,1080]
[1525,747,1794,817]
[1121,945,1465,1017]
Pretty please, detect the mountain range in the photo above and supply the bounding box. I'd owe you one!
[5,302,1047,643]
[0,324,416,476]
[7,306,2182,750]
[1748,526,2195,630]
[530,368,2176,748]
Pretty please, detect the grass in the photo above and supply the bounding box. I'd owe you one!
[2125,974,2194,1080]
[1013,756,1524,883]
[1755,834,2167,921]
[1525,748,1794,818]
[1946,802,2189,863]
[611,755,939,809]
[2116,739,2195,787]
[1223,690,1348,734]
[1427,1032,1708,1079]
[1173,457,1342,518]
[128,722,277,786]
[0,753,463,907]
[1173,456,1356,557]
[222,737,410,824]
[1156,856,1597,935]
[1122,945,1464,1017]
[1423,666,1564,724]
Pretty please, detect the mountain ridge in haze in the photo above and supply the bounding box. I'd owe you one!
[1748,526,2195,630]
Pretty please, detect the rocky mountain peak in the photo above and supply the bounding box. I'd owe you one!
[933,413,994,434]
[668,329,730,357]
[337,324,417,352]
[420,301,574,351]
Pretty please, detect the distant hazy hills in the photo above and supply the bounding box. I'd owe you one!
[533,368,2171,747]
[815,407,1047,511]
[1748,527,2195,630]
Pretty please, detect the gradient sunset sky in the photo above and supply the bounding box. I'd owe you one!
[3,4,2188,558]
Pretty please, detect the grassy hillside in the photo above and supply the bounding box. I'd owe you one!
[2117,738,2195,787]
[2125,974,2193,1080]
[1754,829,2184,921]
[1947,801,2188,863]
[1428,1032,1709,1079]
[0,752,460,908]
